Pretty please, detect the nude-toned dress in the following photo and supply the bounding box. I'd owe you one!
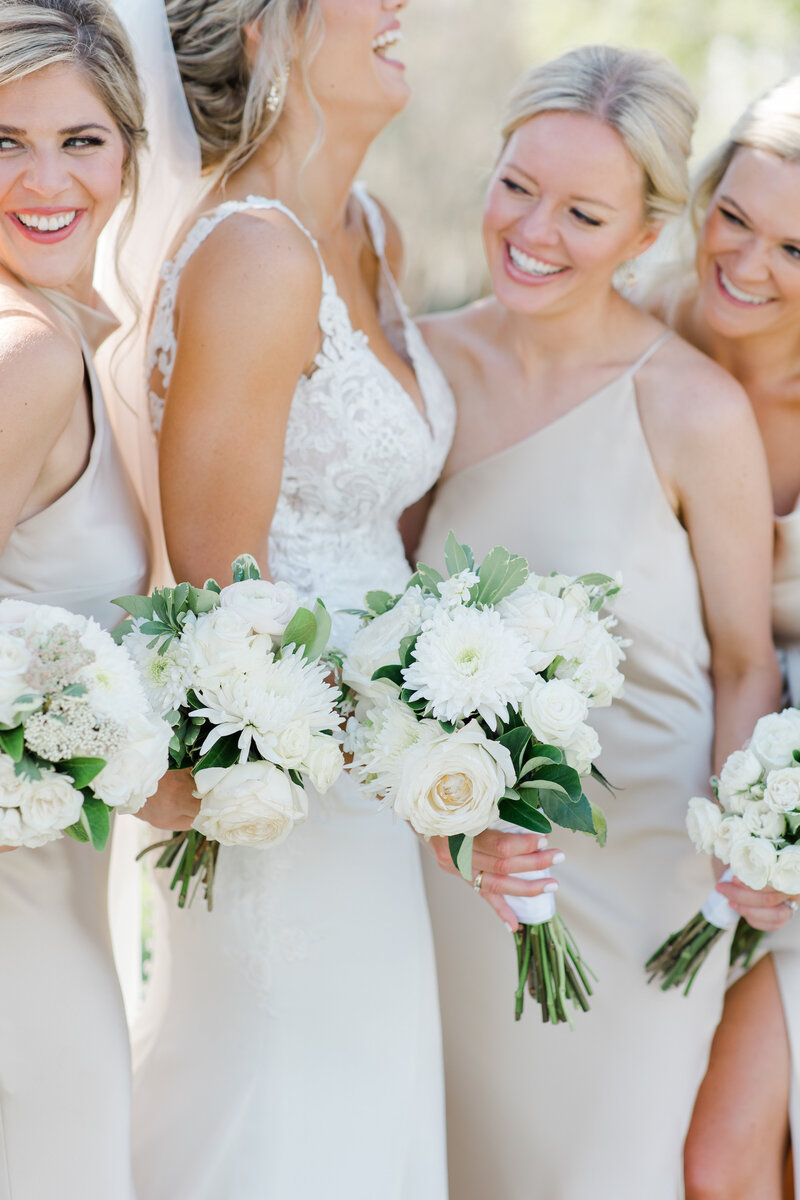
[418,334,730,1200]
[0,301,149,1200]
[770,504,800,1191]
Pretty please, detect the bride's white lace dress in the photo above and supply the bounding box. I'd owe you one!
[132,185,455,1200]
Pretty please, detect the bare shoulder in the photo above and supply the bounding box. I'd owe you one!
[638,328,753,437]
[418,301,495,392]
[0,287,82,416]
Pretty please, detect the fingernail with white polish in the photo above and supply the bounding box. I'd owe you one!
[537,837,549,850]
[552,852,566,865]
[544,881,559,893]
[504,922,514,933]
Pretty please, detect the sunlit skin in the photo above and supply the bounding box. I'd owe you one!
[0,62,125,301]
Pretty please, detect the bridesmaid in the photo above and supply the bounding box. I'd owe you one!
[417,45,782,1200]
[651,77,800,1200]
[0,2,148,1197]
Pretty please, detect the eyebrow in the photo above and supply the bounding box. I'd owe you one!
[0,122,113,136]
[719,193,800,246]
[505,163,619,211]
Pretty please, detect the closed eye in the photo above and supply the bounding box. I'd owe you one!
[570,207,602,227]
[719,205,747,229]
[501,176,529,196]
[783,243,800,261]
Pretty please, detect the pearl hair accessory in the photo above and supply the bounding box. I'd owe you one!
[266,69,288,114]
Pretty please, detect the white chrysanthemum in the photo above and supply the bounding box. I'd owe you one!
[193,647,339,765]
[70,618,147,724]
[351,695,429,799]
[124,618,197,715]
[402,606,536,730]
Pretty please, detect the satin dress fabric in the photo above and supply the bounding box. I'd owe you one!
[0,302,149,1200]
[418,334,729,1200]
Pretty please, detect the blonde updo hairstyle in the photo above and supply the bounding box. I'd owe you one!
[166,0,321,180]
[0,0,145,203]
[501,45,698,227]
[691,75,800,232]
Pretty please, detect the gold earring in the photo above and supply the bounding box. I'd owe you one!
[266,70,287,114]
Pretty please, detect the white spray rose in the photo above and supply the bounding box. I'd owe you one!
[191,607,256,679]
[729,836,778,891]
[275,719,313,770]
[749,710,800,773]
[717,748,764,815]
[742,801,785,841]
[563,722,601,775]
[562,622,626,708]
[193,761,307,847]
[20,770,82,835]
[93,712,172,813]
[686,796,722,855]
[498,585,587,673]
[762,767,800,815]
[219,579,298,638]
[393,721,515,838]
[770,845,800,894]
[304,735,344,793]
[522,678,589,746]
[714,814,750,863]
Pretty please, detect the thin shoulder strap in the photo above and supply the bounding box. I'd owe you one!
[629,330,673,376]
[352,181,387,257]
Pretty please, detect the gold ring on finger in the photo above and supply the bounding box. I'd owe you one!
[473,870,484,893]
[784,899,799,913]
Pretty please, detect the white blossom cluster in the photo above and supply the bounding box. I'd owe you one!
[0,598,172,848]
[343,567,625,839]
[124,579,343,848]
[687,708,800,893]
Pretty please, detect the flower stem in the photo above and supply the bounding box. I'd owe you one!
[512,916,594,1025]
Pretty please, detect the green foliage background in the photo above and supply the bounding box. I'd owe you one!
[362,0,800,312]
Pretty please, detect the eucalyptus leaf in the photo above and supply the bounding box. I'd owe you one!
[399,634,418,670]
[574,573,616,588]
[110,618,132,644]
[14,753,42,781]
[60,683,88,698]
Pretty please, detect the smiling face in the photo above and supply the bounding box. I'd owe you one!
[0,61,126,291]
[696,147,800,339]
[483,111,660,316]
[306,0,410,129]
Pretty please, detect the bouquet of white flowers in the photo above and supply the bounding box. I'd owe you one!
[0,598,172,850]
[342,533,626,1024]
[647,707,800,993]
[113,555,343,908]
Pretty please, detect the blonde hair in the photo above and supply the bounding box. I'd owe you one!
[0,0,145,203]
[691,75,800,231]
[502,45,697,225]
[166,0,321,179]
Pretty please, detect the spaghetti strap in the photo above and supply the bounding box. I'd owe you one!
[629,330,673,376]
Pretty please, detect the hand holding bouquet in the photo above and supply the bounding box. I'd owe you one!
[0,598,171,850]
[114,555,343,907]
[647,707,800,993]
[343,533,626,1024]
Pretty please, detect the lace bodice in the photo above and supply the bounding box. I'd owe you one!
[148,184,455,650]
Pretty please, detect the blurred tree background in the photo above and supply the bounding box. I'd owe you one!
[362,0,800,313]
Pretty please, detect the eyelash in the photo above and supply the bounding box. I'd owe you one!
[0,135,105,152]
[500,178,603,226]
[719,205,800,261]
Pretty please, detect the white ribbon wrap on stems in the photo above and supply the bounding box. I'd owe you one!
[496,820,557,926]
[700,867,738,930]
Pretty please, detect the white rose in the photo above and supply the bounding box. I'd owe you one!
[717,748,765,814]
[742,800,785,841]
[770,845,800,894]
[20,770,82,834]
[393,721,514,838]
[749,709,800,773]
[92,712,172,813]
[714,814,749,863]
[522,678,588,746]
[563,722,601,775]
[0,806,25,847]
[762,767,800,815]
[219,579,298,638]
[191,607,255,679]
[498,585,586,672]
[304,735,344,793]
[0,754,26,806]
[275,719,313,770]
[342,589,426,699]
[0,632,33,726]
[193,761,307,847]
[729,836,778,891]
[686,796,722,854]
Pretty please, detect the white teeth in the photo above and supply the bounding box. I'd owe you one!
[372,29,402,52]
[719,268,772,306]
[508,244,566,277]
[15,210,77,232]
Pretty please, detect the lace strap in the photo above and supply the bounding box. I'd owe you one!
[352,181,387,257]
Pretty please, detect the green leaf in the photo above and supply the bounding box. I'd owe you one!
[172,582,190,611]
[498,796,552,834]
[193,736,241,773]
[474,546,530,607]
[0,725,24,762]
[574,573,617,588]
[281,607,317,654]
[60,683,88,698]
[64,820,90,844]
[399,634,418,670]
[303,600,332,661]
[589,801,608,847]
[231,554,262,583]
[80,795,111,852]
[151,591,170,626]
[365,590,395,616]
[202,578,222,595]
[444,531,470,576]
[449,833,474,882]
[590,763,616,795]
[14,752,42,781]
[60,757,106,790]
[112,594,156,620]
[410,563,445,595]
[498,726,531,770]
[539,785,596,835]
[110,618,132,644]
[535,764,584,803]
[371,664,404,687]
[518,747,565,779]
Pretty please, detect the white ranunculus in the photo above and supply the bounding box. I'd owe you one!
[762,767,800,815]
[219,579,298,638]
[0,632,34,726]
[20,770,82,834]
[729,836,778,891]
[770,845,800,894]
[563,722,601,775]
[498,584,587,673]
[304,735,344,793]
[193,761,307,847]
[686,796,722,854]
[0,805,25,846]
[0,753,25,807]
[717,748,765,814]
[393,721,514,838]
[93,712,172,813]
[342,588,427,700]
[714,814,750,863]
[522,678,589,747]
[749,709,800,773]
[275,719,313,770]
[191,607,255,679]
[742,800,785,841]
